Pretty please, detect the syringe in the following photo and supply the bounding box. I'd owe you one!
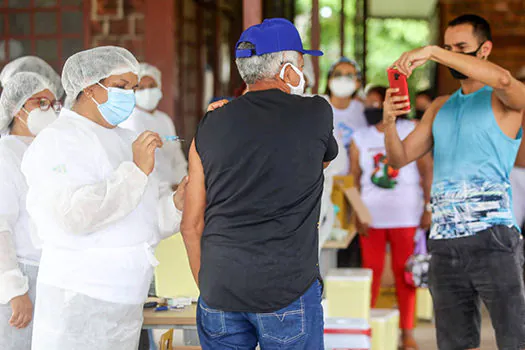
[163,136,184,142]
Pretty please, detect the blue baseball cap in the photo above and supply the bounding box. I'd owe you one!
[235,18,323,58]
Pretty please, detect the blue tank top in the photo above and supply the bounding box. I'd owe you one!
[431,85,522,239]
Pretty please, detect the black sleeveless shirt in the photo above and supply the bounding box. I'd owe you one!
[195,89,338,312]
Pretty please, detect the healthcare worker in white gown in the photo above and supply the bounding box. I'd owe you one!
[0,72,59,350]
[21,46,186,350]
[121,63,188,191]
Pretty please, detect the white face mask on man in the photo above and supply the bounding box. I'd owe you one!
[19,108,58,136]
[135,87,163,111]
[279,63,305,96]
[329,76,357,98]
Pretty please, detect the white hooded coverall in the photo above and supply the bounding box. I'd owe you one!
[21,108,182,350]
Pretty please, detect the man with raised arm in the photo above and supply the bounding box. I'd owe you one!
[383,14,525,350]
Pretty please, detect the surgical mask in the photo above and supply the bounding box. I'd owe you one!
[364,108,384,126]
[279,63,305,95]
[415,109,425,120]
[329,76,357,98]
[91,82,135,126]
[448,42,485,80]
[19,108,57,136]
[135,87,163,111]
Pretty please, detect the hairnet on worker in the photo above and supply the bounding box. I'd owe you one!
[62,46,139,108]
[0,72,57,350]
[0,72,57,135]
[0,56,64,99]
[138,63,162,87]
[21,46,184,350]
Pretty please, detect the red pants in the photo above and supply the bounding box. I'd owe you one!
[360,227,417,330]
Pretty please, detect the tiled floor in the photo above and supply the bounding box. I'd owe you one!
[414,308,498,350]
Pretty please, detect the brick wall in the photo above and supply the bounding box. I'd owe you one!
[437,0,525,95]
[89,0,146,61]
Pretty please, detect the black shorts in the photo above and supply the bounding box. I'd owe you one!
[428,225,525,350]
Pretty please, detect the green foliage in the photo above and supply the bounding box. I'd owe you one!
[295,0,431,98]
[366,18,431,98]
[295,0,356,92]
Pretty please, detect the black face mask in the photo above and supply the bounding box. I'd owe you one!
[448,42,485,80]
[364,107,383,126]
[415,109,425,120]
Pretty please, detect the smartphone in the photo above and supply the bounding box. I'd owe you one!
[387,68,410,111]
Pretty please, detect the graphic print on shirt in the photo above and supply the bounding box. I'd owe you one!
[430,177,515,239]
[371,152,399,189]
[336,121,355,148]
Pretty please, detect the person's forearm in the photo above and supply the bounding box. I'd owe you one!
[181,230,202,286]
[44,162,148,235]
[429,45,511,91]
[384,122,409,169]
[0,230,28,304]
[419,154,433,203]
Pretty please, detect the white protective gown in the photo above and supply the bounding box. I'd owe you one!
[121,108,188,190]
[21,108,182,350]
[0,135,40,350]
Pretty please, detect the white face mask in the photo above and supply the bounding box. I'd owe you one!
[20,108,57,136]
[329,76,357,98]
[135,87,163,111]
[279,63,305,96]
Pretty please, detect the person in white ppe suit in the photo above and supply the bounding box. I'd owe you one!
[121,63,188,191]
[0,56,64,99]
[21,46,186,350]
[0,72,59,350]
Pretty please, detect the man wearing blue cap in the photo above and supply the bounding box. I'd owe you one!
[181,18,338,349]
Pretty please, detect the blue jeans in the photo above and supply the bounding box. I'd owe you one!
[197,280,324,349]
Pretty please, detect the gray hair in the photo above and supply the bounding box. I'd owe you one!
[235,42,299,84]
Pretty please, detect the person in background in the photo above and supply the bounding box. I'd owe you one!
[120,63,187,192]
[0,72,59,350]
[0,56,64,101]
[182,18,337,349]
[414,89,434,120]
[324,57,367,175]
[350,86,432,350]
[21,46,186,350]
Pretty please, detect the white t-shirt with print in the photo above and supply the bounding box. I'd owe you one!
[322,96,367,175]
[352,120,423,228]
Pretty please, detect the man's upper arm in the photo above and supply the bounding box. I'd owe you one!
[324,133,338,162]
[494,75,525,112]
[315,96,338,162]
[402,95,448,162]
[181,140,206,234]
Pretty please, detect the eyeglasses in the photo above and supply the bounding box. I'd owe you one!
[25,97,62,113]
[332,72,357,79]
